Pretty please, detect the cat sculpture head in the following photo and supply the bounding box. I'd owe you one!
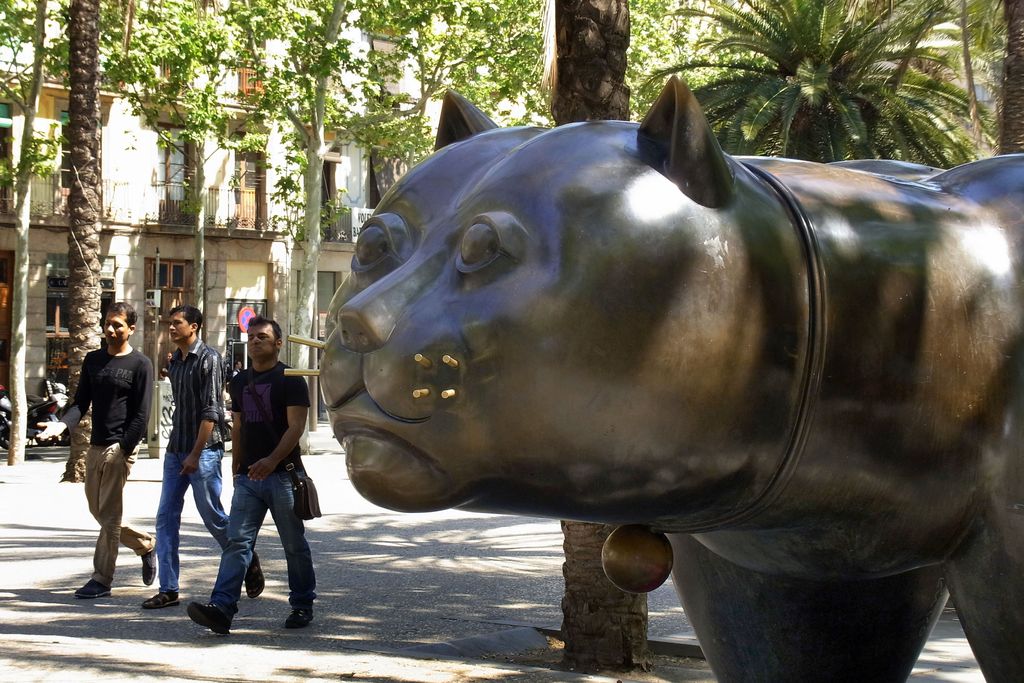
[321,77,811,532]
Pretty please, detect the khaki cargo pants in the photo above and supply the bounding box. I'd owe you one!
[84,443,155,587]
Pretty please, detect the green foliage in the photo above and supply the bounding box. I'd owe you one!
[103,0,240,153]
[651,0,992,165]
[346,0,548,164]
[0,122,60,187]
[0,0,63,184]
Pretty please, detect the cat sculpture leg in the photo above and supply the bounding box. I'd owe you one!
[669,535,948,683]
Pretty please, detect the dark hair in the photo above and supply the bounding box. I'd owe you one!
[169,304,203,331]
[248,316,282,341]
[106,301,137,327]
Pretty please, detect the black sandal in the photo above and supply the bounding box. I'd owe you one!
[245,551,265,599]
[142,591,179,609]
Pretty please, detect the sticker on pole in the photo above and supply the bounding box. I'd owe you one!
[237,306,257,333]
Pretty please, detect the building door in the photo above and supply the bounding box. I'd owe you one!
[0,251,11,388]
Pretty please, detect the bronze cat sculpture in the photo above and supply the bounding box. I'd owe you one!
[320,76,1024,682]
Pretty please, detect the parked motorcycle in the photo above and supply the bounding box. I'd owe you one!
[0,378,70,449]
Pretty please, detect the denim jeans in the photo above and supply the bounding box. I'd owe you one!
[210,471,316,616]
[155,448,230,593]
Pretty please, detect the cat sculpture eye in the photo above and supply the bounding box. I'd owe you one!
[455,212,528,274]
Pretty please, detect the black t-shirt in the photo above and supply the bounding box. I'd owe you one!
[228,362,310,473]
[61,348,153,454]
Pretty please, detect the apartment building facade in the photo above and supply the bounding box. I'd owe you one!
[0,77,372,396]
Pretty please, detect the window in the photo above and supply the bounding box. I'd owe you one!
[237,68,263,96]
[59,111,73,190]
[147,258,192,290]
[0,104,11,214]
[156,129,194,225]
[233,150,266,229]
[45,253,115,384]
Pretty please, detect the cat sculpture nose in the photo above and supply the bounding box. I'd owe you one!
[337,305,392,352]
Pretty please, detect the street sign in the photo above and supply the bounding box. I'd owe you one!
[237,306,256,332]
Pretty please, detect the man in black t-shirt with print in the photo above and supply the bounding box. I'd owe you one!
[187,316,316,634]
[37,302,157,599]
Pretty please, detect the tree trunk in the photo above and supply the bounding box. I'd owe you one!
[1003,0,1024,152]
[960,0,983,148]
[289,142,323,367]
[62,0,103,483]
[548,0,647,672]
[7,0,49,467]
[8,158,32,467]
[550,0,630,125]
[193,140,207,320]
[561,521,650,670]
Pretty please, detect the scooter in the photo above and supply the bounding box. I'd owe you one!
[0,378,69,449]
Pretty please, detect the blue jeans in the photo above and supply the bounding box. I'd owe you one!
[210,471,316,616]
[155,448,230,593]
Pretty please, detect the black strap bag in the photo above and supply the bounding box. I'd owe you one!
[247,370,322,520]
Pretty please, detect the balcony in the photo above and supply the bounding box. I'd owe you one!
[0,177,276,235]
[0,177,141,222]
[323,204,373,244]
[141,184,268,232]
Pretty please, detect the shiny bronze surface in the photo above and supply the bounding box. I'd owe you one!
[321,77,1024,682]
[601,525,674,594]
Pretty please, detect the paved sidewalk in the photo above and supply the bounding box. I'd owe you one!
[0,428,982,682]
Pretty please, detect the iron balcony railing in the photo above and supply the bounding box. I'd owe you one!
[140,183,269,231]
[1,178,367,240]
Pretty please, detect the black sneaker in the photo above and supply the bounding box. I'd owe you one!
[284,608,313,629]
[244,551,264,599]
[74,579,111,599]
[187,602,231,634]
[141,550,157,586]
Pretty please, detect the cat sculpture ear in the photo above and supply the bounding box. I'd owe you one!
[435,91,499,150]
[639,76,734,208]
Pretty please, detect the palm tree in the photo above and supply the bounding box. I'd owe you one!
[656,0,988,164]
[61,0,104,483]
[544,0,650,672]
[1003,0,1024,152]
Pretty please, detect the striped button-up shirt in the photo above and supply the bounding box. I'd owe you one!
[168,337,227,453]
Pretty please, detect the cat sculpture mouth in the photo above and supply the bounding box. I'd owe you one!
[332,392,466,512]
[342,429,463,512]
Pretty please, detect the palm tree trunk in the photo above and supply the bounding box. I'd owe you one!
[1002,0,1024,152]
[62,0,103,483]
[549,0,630,124]
[547,0,649,672]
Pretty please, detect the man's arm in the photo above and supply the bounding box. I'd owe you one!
[246,405,307,481]
[231,410,243,475]
[38,357,92,441]
[180,352,224,475]
[180,419,215,475]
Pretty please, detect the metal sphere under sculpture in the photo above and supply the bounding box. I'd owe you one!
[601,525,674,594]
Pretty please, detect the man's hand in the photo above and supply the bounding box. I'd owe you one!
[247,457,276,481]
[180,453,200,475]
[35,421,67,443]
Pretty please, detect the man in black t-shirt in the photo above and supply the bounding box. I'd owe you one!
[38,302,157,599]
[187,316,316,634]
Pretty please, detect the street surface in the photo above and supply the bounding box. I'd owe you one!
[0,427,982,681]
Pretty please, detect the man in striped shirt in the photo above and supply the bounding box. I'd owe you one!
[142,304,264,610]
